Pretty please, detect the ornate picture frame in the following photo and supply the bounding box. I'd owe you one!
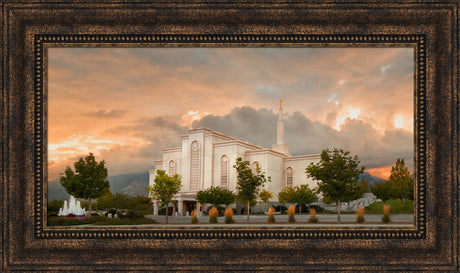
[1,1,458,271]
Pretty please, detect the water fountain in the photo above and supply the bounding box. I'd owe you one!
[58,195,86,216]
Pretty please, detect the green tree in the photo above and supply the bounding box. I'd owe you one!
[96,191,153,216]
[60,153,110,216]
[111,192,133,210]
[259,189,274,211]
[233,157,270,222]
[359,178,371,194]
[278,186,296,204]
[277,185,318,214]
[306,148,364,224]
[388,158,414,207]
[95,189,115,211]
[145,170,182,224]
[371,180,394,204]
[196,186,236,208]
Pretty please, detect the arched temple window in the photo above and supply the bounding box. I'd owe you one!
[286,167,293,188]
[190,141,200,191]
[168,160,176,176]
[221,155,228,188]
[252,161,260,174]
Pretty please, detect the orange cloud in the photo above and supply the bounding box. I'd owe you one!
[367,166,392,180]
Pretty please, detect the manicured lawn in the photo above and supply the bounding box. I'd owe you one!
[47,216,158,226]
[364,199,414,214]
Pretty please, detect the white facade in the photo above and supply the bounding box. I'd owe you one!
[149,102,320,216]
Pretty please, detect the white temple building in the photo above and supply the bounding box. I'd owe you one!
[149,101,321,216]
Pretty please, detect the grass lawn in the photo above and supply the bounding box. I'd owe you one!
[364,199,414,214]
[47,216,158,226]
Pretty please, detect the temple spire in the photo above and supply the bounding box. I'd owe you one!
[272,100,289,155]
[277,100,284,144]
[279,100,283,120]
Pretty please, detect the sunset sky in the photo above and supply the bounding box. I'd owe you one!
[48,47,414,181]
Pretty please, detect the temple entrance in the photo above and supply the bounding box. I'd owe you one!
[183,201,196,216]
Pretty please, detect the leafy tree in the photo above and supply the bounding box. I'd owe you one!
[96,191,153,215]
[372,159,414,209]
[60,153,110,216]
[359,178,371,194]
[371,181,394,204]
[196,186,236,208]
[388,158,414,207]
[111,192,134,210]
[306,148,364,224]
[278,186,296,204]
[233,157,270,221]
[130,195,153,215]
[259,189,274,211]
[277,185,318,214]
[95,189,115,211]
[96,190,134,211]
[145,170,182,224]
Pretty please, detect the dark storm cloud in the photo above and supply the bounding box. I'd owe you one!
[193,106,413,170]
[194,106,277,147]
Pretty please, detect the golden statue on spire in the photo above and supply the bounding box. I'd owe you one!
[280,99,283,108]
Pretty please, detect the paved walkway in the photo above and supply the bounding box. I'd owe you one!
[146,213,414,225]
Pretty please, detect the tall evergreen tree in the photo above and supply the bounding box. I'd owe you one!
[388,158,414,207]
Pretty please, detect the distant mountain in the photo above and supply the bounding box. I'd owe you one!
[47,172,149,201]
[360,172,385,187]
[106,172,149,195]
[47,179,69,201]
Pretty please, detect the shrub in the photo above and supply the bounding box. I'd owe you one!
[288,205,296,223]
[121,210,142,219]
[209,207,218,223]
[356,205,365,223]
[47,200,64,214]
[268,206,275,223]
[224,208,234,224]
[309,208,318,223]
[207,205,226,216]
[191,209,198,224]
[382,204,391,223]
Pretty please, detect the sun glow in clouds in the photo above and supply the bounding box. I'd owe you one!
[182,110,209,126]
[48,133,145,162]
[335,107,361,131]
